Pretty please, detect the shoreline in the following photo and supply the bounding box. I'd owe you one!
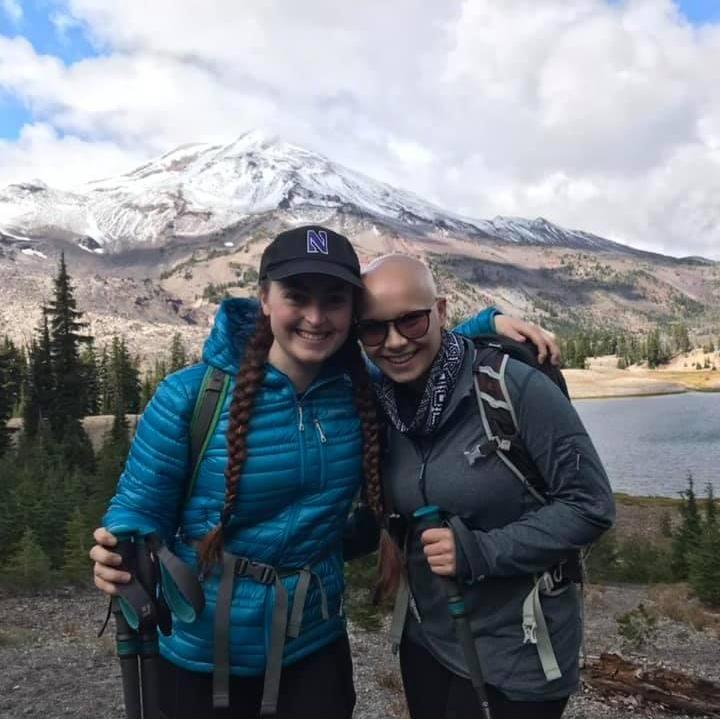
[565,367,720,400]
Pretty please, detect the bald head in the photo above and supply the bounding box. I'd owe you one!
[362,255,438,306]
[359,254,447,387]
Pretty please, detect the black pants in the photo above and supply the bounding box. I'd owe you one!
[156,634,356,718]
[400,636,568,719]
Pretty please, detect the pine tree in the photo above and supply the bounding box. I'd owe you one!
[1,336,25,415]
[673,323,692,353]
[22,313,53,439]
[0,527,53,591]
[79,341,100,416]
[647,329,661,368]
[671,472,703,580]
[689,520,720,607]
[575,335,590,369]
[168,332,188,373]
[108,337,140,415]
[88,406,131,527]
[98,345,111,414]
[61,507,92,584]
[704,483,717,528]
[0,451,20,553]
[140,371,155,411]
[0,343,12,457]
[46,253,91,449]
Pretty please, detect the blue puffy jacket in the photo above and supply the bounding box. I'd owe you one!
[103,297,497,676]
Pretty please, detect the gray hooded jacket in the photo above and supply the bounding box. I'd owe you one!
[384,336,615,701]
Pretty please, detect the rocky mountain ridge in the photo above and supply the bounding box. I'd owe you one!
[0,132,717,364]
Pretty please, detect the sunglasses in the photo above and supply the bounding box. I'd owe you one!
[356,308,433,346]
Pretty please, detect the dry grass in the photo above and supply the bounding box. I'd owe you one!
[0,626,32,647]
[643,369,720,392]
[648,584,720,636]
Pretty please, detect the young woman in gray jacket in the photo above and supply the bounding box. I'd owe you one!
[357,255,615,719]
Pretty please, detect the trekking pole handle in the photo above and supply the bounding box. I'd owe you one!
[112,531,142,719]
[412,506,466,617]
[413,506,492,719]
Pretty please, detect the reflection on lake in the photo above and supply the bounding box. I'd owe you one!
[574,392,720,497]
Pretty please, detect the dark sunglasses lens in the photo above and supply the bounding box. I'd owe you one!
[396,312,430,339]
[358,321,388,346]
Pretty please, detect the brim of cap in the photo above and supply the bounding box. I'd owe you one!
[265,259,363,288]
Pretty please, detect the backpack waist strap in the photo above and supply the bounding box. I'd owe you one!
[210,551,329,716]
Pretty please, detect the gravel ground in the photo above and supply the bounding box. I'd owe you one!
[0,583,718,718]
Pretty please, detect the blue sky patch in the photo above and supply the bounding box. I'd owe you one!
[0,93,32,140]
[674,0,720,25]
[0,0,101,65]
[0,1,105,140]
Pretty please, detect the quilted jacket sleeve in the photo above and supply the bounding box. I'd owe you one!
[452,362,615,581]
[452,306,500,336]
[102,371,195,540]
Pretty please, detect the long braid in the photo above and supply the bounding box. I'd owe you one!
[196,312,273,571]
[344,338,382,515]
[344,338,403,600]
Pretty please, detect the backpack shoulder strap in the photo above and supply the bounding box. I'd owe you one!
[187,366,231,503]
[471,344,548,505]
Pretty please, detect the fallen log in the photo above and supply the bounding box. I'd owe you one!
[583,653,720,717]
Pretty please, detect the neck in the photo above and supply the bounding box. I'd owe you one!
[268,342,322,393]
[406,371,430,395]
[405,345,444,394]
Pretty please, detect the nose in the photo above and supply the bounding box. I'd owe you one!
[304,301,326,327]
[384,323,408,351]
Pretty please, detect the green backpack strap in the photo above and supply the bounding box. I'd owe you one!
[187,366,231,503]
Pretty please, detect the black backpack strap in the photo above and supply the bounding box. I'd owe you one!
[471,337,585,585]
[471,344,548,505]
[188,366,231,503]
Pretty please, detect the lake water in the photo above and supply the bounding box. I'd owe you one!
[574,392,720,497]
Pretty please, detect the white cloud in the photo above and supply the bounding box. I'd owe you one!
[0,0,719,258]
[0,123,145,187]
[1,0,22,23]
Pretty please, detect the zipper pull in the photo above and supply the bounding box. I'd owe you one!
[418,461,427,483]
[314,418,327,443]
[298,405,305,432]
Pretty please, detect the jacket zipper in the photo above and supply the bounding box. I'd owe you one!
[314,418,327,443]
[297,404,305,432]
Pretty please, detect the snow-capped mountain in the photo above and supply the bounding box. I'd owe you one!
[0,130,628,255]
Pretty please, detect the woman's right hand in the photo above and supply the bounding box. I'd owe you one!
[89,527,132,596]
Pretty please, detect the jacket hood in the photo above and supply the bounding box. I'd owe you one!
[202,297,261,375]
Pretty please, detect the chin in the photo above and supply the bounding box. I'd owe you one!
[294,340,342,364]
[377,361,424,385]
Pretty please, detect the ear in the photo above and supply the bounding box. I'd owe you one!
[436,297,448,327]
[259,284,271,317]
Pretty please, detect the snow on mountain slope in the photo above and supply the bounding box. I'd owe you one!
[0,130,627,254]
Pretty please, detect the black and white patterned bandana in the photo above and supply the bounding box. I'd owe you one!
[375,330,465,436]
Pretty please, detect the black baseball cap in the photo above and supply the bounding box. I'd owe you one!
[259,225,363,288]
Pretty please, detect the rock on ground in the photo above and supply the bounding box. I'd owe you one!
[0,584,718,718]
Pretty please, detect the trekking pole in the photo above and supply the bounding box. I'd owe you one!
[134,535,162,719]
[113,532,142,719]
[413,505,492,719]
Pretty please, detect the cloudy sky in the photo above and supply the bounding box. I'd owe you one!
[1,0,719,259]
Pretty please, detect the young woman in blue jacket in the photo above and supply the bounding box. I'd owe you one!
[89,225,557,718]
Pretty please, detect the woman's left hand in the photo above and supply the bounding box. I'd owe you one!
[494,315,561,366]
[420,527,456,576]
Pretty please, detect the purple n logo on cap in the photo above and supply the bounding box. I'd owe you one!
[306,229,329,255]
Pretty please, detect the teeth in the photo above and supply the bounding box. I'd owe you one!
[386,353,414,365]
[297,330,329,341]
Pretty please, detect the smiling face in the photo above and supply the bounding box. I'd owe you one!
[260,274,355,383]
[360,256,447,389]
